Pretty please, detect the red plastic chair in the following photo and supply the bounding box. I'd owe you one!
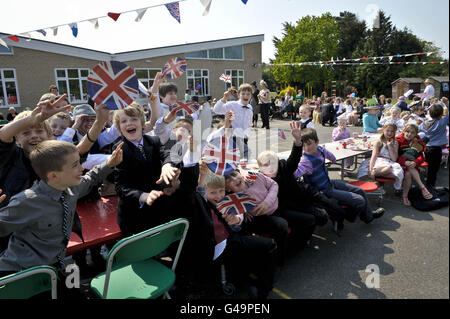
[349,179,385,206]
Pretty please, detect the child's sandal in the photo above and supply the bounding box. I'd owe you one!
[421,187,433,200]
[402,196,411,206]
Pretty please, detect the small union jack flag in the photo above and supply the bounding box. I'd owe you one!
[162,57,187,79]
[203,135,240,175]
[278,129,287,140]
[165,2,181,23]
[169,101,200,116]
[217,193,257,216]
[86,61,139,110]
[219,74,232,83]
[246,170,258,184]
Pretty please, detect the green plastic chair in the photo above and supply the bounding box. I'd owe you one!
[90,218,189,299]
[0,265,58,299]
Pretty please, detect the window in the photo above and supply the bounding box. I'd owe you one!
[135,68,162,98]
[208,48,223,59]
[55,68,89,104]
[186,69,209,97]
[185,45,243,60]
[224,45,243,60]
[186,50,207,59]
[0,69,20,108]
[224,69,244,90]
[0,46,13,55]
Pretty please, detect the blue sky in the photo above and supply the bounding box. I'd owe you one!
[0,0,448,62]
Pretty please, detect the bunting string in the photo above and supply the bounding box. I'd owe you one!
[0,0,189,47]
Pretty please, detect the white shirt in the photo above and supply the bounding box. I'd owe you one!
[423,84,435,101]
[213,99,253,139]
[299,118,315,129]
[379,116,404,130]
[58,125,120,150]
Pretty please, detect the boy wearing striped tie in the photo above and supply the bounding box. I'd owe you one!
[0,140,123,291]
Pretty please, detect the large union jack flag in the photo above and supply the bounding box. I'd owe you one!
[169,101,200,116]
[203,135,240,175]
[162,57,186,79]
[86,61,139,110]
[217,193,257,216]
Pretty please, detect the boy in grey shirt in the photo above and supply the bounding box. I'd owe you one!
[0,140,123,275]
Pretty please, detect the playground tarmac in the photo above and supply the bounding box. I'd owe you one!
[258,118,449,299]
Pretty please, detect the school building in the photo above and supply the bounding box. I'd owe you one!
[0,33,263,117]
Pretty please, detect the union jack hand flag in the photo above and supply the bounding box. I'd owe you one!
[203,135,240,175]
[219,74,232,83]
[86,61,139,110]
[278,129,287,140]
[217,193,257,216]
[162,57,186,79]
[245,170,258,184]
[169,101,200,116]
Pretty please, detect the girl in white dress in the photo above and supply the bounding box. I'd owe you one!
[368,123,404,191]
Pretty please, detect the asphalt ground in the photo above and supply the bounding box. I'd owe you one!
[250,117,449,299]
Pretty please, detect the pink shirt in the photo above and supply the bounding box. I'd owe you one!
[332,127,350,142]
[245,173,279,215]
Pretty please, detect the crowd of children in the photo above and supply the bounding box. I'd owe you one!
[0,78,448,300]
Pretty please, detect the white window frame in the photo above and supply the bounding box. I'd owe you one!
[224,69,244,90]
[186,69,210,97]
[0,68,20,108]
[185,45,244,61]
[54,68,90,104]
[134,68,162,93]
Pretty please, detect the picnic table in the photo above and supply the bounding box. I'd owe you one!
[66,196,122,256]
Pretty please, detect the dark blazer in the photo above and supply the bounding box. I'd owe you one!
[114,135,172,235]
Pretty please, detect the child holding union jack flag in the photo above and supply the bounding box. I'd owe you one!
[177,159,276,299]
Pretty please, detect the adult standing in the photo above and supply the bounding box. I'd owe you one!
[259,80,271,129]
[295,89,304,108]
[423,78,435,104]
[251,81,260,128]
[6,107,18,122]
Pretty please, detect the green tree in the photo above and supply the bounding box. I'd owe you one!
[271,13,340,95]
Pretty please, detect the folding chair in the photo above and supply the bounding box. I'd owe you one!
[0,265,58,299]
[90,218,189,299]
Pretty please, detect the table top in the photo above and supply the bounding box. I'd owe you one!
[66,196,122,256]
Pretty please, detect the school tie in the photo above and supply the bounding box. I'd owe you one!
[242,105,249,109]
[137,144,147,160]
[57,191,71,269]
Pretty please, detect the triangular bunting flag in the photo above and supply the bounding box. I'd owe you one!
[135,9,147,22]
[426,52,433,57]
[20,33,31,41]
[8,35,19,42]
[200,0,212,16]
[108,12,121,21]
[52,27,58,36]
[165,2,181,23]
[37,29,47,36]
[89,19,99,29]
[0,38,8,48]
[389,56,393,62]
[69,23,78,37]
[241,0,248,3]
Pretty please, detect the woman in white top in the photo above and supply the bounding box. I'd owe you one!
[258,80,271,129]
[423,78,435,103]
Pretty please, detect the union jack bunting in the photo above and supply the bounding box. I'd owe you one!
[86,61,139,110]
[165,2,181,23]
[169,101,200,116]
[161,57,187,79]
[203,135,240,175]
[217,193,257,216]
[219,74,232,83]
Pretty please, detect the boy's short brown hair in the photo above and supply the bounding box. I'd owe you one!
[237,83,252,94]
[174,118,193,130]
[206,172,225,189]
[113,102,146,135]
[14,110,53,137]
[300,128,319,144]
[50,112,72,125]
[159,82,178,97]
[30,140,77,182]
[429,103,444,119]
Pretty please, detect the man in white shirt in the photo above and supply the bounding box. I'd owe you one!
[213,84,253,160]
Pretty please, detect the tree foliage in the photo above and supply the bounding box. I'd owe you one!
[270,10,448,98]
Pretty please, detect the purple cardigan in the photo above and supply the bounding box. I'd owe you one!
[245,172,279,215]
